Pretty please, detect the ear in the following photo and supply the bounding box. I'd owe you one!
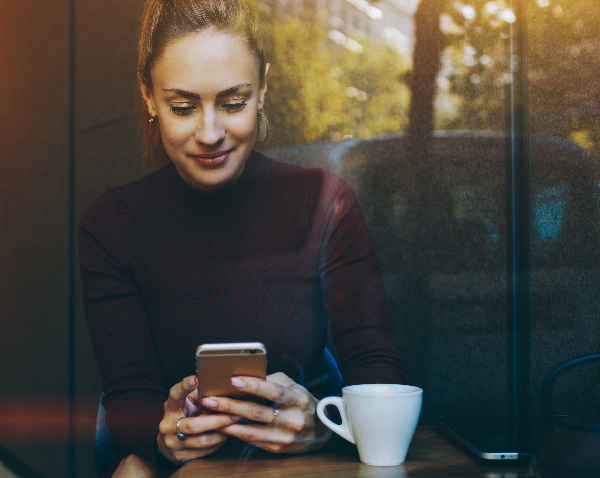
[140,80,158,118]
[258,63,270,110]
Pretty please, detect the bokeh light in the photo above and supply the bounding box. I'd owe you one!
[485,2,500,15]
[462,5,476,20]
[498,8,516,23]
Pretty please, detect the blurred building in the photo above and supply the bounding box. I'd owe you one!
[263,0,419,57]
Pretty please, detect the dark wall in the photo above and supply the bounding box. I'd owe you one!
[0,1,144,476]
[0,1,71,475]
[74,1,146,477]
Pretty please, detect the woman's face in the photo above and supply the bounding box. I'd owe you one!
[142,29,268,192]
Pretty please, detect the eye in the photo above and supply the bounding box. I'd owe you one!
[170,105,195,116]
[222,101,247,113]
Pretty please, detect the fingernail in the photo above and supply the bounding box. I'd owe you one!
[230,377,245,389]
[231,415,243,422]
[188,376,198,387]
[202,398,218,409]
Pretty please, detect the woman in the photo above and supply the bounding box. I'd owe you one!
[79,0,407,476]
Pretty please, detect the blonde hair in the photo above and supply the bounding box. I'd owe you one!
[138,0,268,167]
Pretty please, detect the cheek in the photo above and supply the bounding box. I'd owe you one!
[230,113,259,141]
[159,119,194,148]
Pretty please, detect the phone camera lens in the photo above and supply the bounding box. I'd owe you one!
[250,349,257,354]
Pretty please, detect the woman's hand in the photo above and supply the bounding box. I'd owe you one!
[201,372,333,454]
[156,375,242,464]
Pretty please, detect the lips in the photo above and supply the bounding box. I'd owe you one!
[190,148,234,166]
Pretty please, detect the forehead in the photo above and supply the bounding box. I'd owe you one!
[151,29,260,90]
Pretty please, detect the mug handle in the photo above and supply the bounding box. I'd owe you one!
[316,396,355,444]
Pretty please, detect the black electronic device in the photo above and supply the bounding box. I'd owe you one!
[435,416,562,460]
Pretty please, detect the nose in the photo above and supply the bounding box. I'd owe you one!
[194,108,225,146]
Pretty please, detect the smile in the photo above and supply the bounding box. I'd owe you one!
[189,148,235,166]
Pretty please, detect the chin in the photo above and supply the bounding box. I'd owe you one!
[189,171,239,192]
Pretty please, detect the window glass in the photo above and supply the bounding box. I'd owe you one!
[533,184,567,243]
[528,0,600,417]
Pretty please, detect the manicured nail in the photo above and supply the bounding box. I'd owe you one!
[230,377,246,389]
[202,398,218,409]
[231,415,243,422]
[188,376,197,387]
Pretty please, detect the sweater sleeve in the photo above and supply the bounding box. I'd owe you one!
[78,191,168,470]
[318,176,408,386]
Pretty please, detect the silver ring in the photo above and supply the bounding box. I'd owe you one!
[176,417,186,441]
[273,408,280,418]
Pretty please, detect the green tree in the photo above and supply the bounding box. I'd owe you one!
[261,14,348,146]
[250,8,411,147]
[527,0,600,157]
[437,0,600,157]
[338,38,411,139]
[433,0,516,131]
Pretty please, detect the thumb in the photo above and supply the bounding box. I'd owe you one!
[165,375,197,413]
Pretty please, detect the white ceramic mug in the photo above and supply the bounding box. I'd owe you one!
[316,384,422,466]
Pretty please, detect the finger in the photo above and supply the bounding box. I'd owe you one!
[202,396,276,424]
[165,375,198,413]
[172,441,227,463]
[267,372,297,387]
[187,387,199,403]
[181,431,228,450]
[266,373,310,409]
[221,422,296,451]
[203,397,311,433]
[178,413,243,436]
[183,396,199,417]
[232,376,310,410]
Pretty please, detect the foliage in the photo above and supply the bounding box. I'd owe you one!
[338,37,411,139]
[438,0,600,157]
[438,0,512,131]
[249,8,411,147]
[260,14,348,146]
[526,0,600,157]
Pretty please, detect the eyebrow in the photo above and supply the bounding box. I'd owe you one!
[162,83,253,100]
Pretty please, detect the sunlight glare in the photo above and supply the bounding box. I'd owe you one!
[464,45,477,56]
[328,29,364,54]
[463,56,477,67]
[480,55,494,67]
[461,5,476,20]
[345,0,383,20]
[498,8,516,23]
[485,2,500,15]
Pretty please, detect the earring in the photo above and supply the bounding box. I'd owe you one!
[149,117,155,123]
[259,112,265,117]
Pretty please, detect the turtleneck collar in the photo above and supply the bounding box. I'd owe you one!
[161,151,269,219]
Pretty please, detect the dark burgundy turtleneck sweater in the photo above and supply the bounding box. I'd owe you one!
[79,152,407,472]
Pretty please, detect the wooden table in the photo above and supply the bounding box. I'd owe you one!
[172,426,533,477]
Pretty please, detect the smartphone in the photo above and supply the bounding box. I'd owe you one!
[196,342,267,403]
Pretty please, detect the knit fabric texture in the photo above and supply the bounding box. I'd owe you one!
[79,152,407,474]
